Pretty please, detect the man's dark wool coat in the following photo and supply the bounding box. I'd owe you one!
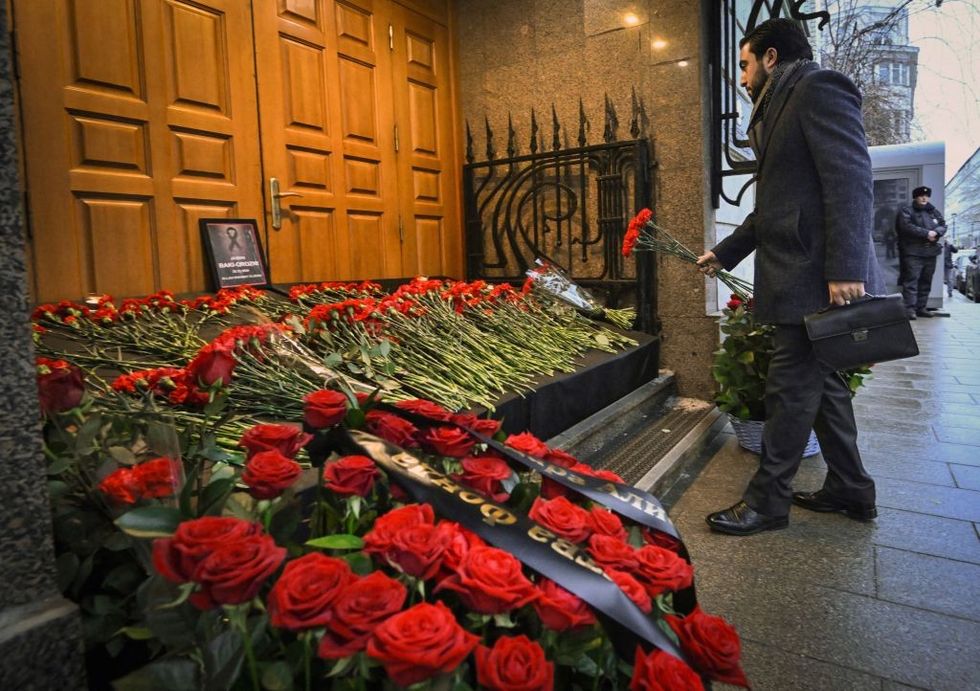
[712,61,884,324]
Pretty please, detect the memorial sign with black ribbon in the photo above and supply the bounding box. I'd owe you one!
[200,218,269,289]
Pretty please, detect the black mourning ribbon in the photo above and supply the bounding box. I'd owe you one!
[226,226,242,251]
[313,426,691,666]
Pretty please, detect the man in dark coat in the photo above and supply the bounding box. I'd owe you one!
[696,19,883,535]
[897,186,946,316]
[944,240,959,297]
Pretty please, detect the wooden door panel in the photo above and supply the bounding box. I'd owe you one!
[388,2,460,278]
[16,0,263,301]
[254,0,401,282]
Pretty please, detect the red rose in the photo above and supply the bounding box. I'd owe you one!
[529,496,592,544]
[152,517,263,584]
[394,398,453,421]
[186,342,236,387]
[191,533,286,608]
[324,455,380,497]
[476,635,555,691]
[302,389,349,429]
[364,504,435,558]
[630,647,704,691]
[435,521,485,579]
[419,426,476,457]
[455,456,513,502]
[532,578,596,631]
[366,601,479,686]
[319,571,407,659]
[385,522,450,580]
[239,423,312,458]
[98,468,138,505]
[543,447,579,468]
[587,534,639,571]
[590,467,625,484]
[268,553,352,631]
[589,507,629,541]
[505,432,549,458]
[668,608,749,688]
[540,477,573,500]
[643,528,683,552]
[36,359,85,415]
[451,412,501,436]
[436,546,539,614]
[241,450,302,500]
[726,295,743,311]
[607,569,652,614]
[365,410,418,448]
[633,545,694,598]
[131,457,181,499]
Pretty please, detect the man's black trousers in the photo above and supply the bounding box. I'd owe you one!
[743,325,876,517]
[900,254,937,311]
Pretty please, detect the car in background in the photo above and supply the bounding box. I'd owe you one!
[953,254,973,295]
[965,257,980,303]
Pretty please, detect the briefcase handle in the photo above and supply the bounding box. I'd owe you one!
[814,294,887,314]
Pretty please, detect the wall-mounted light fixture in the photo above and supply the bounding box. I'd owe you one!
[623,12,640,27]
[651,38,668,49]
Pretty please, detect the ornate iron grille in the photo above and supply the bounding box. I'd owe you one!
[463,94,657,334]
[710,0,831,208]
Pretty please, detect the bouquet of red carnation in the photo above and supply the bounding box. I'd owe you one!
[525,259,636,329]
[622,208,754,302]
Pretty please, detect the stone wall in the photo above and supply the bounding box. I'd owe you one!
[0,1,86,686]
[455,0,719,400]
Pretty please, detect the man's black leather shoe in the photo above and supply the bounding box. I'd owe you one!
[906,310,917,320]
[915,309,934,318]
[792,490,877,521]
[705,501,789,536]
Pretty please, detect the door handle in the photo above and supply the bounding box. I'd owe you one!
[269,177,303,229]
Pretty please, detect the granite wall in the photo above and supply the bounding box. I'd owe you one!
[455,0,719,399]
[0,1,86,686]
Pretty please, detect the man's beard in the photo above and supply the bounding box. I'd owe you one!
[749,68,769,103]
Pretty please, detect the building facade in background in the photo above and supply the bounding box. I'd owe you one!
[945,147,980,250]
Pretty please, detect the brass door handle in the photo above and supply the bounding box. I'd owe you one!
[269,177,303,229]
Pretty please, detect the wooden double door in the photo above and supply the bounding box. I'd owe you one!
[15,0,461,302]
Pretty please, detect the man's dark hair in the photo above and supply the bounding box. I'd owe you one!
[740,18,813,62]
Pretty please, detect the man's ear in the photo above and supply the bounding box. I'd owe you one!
[763,47,778,71]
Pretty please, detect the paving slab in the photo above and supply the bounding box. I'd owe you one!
[875,546,980,621]
[692,573,980,691]
[720,639,885,691]
[933,413,980,431]
[801,453,957,487]
[869,507,980,566]
[875,476,980,522]
[932,425,980,445]
[949,463,980,490]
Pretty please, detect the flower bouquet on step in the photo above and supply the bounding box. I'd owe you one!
[525,259,637,329]
[622,209,754,302]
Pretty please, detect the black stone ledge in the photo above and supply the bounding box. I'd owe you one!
[0,597,86,690]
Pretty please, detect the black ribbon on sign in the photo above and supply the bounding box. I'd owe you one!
[314,427,690,665]
[369,402,698,614]
[226,226,242,251]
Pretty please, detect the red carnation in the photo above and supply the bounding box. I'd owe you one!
[131,457,181,499]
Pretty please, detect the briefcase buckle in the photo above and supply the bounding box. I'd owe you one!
[851,329,869,342]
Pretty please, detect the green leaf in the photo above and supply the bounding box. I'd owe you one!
[47,479,70,500]
[327,655,356,678]
[108,446,138,466]
[323,352,344,368]
[114,506,183,538]
[47,455,72,476]
[118,626,154,641]
[260,661,293,691]
[378,339,392,357]
[204,391,229,418]
[179,463,201,518]
[306,534,364,550]
[347,495,362,520]
[112,657,200,691]
[345,408,366,429]
[200,478,235,516]
[492,612,517,628]
[203,629,244,691]
[75,414,104,453]
[341,551,374,575]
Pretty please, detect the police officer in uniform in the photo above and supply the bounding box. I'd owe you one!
[896,186,946,319]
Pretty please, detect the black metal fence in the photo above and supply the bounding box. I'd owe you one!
[462,95,657,334]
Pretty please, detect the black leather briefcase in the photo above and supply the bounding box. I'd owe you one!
[804,294,919,370]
